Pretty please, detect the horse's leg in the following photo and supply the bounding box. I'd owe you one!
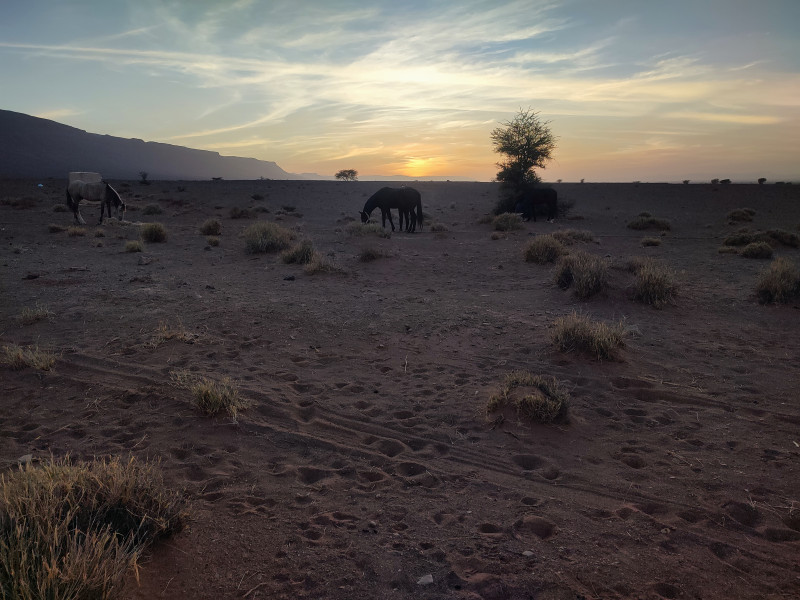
[74,197,86,225]
[387,209,395,232]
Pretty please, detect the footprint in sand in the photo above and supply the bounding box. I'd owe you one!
[296,466,333,485]
[514,515,557,540]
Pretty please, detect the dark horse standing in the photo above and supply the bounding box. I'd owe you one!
[515,186,557,222]
[360,187,424,232]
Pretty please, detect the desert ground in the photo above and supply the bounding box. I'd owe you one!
[1,178,799,600]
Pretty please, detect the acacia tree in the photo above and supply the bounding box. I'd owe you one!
[491,109,556,192]
[335,169,358,181]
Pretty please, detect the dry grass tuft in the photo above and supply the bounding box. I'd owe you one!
[2,344,56,371]
[48,223,66,233]
[627,216,671,231]
[551,312,626,360]
[524,235,564,264]
[139,223,167,243]
[0,455,187,600]
[630,257,678,308]
[727,208,756,222]
[19,303,53,326]
[755,257,800,304]
[493,212,524,231]
[171,370,248,418]
[124,240,143,253]
[741,241,773,259]
[199,218,221,236]
[67,227,87,237]
[641,237,661,247]
[243,221,294,253]
[304,253,346,274]
[345,222,391,238]
[488,371,569,425]
[230,206,255,219]
[554,251,608,299]
[206,236,220,247]
[281,240,315,264]
[147,322,199,349]
[551,229,594,244]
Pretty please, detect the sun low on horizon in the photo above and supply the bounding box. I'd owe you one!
[1,1,798,182]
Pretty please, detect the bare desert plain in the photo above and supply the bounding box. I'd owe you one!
[1,178,799,600]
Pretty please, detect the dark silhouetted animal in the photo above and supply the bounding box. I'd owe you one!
[515,187,557,222]
[360,187,424,232]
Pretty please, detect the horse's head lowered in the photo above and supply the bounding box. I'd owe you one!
[104,183,126,221]
[360,210,369,223]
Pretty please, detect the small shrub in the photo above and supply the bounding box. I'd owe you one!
[243,221,294,253]
[554,251,608,299]
[0,456,187,600]
[429,222,449,232]
[206,236,220,247]
[304,254,345,275]
[723,232,755,246]
[142,203,163,215]
[488,371,569,425]
[200,219,221,235]
[627,216,671,231]
[728,208,755,222]
[766,229,800,248]
[140,223,167,243]
[551,229,594,244]
[641,237,661,247]
[147,322,199,349]
[741,242,773,259]
[52,204,67,212]
[631,258,678,307]
[48,223,66,233]
[281,240,315,264]
[524,235,564,264]
[345,222,391,238]
[2,344,56,370]
[490,231,504,240]
[67,226,87,237]
[718,246,739,254]
[94,228,105,238]
[551,312,626,360]
[125,240,143,253]
[755,257,800,304]
[477,214,494,225]
[171,370,247,418]
[251,194,264,201]
[19,303,53,325]
[493,212,524,231]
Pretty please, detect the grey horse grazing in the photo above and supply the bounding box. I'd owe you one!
[66,179,126,225]
[359,186,424,233]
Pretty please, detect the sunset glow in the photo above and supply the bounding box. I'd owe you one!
[1,1,798,181]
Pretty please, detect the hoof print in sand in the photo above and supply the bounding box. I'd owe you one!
[394,461,439,487]
[296,466,333,485]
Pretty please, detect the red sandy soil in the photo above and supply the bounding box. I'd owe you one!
[2,179,799,600]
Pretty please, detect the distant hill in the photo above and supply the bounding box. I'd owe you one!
[0,110,294,180]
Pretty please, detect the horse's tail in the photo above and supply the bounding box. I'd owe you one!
[415,200,424,230]
[65,187,74,211]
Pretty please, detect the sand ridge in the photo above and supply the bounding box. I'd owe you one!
[2,179,799,599]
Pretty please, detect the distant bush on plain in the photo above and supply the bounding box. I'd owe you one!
[243,221,294,253]
[142,203,163,215]
[727,208,755,222]
[281,240,315,264]
[140,223,167,243]
[524,235,564,264]
[554,251,608,299]
[741,242,773,259]
[125,240,143,253]
[627,216,671,231]
[755,257,800,304]
[200,218,221,236]
[551,229,594,244]
[551,312,626,360]
[629,257,678,308]
[345,222,391,238]
[493,213,524,232]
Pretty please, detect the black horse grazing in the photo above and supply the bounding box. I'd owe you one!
[360,187,424,232]
[515,187,557,222]
[66,179,126,225]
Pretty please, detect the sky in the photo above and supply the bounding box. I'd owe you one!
[1,0,798,182]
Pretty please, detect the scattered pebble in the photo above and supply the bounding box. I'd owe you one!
[417,574,433,586]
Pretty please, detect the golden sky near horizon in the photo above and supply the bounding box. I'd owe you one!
[2,1,798,181]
